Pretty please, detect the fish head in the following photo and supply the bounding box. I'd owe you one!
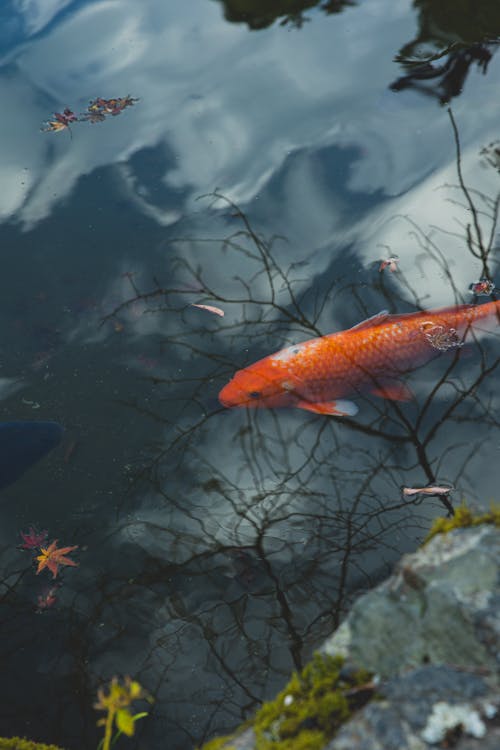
[219,360,296,409]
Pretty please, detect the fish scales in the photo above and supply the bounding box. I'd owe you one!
[219,301,500,416]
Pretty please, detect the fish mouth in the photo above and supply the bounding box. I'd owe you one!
[218,383,241,408]
[219,381,263,408]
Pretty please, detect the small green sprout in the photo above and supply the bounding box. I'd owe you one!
[95,676,152,750]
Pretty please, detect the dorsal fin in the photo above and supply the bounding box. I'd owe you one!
[349,310,390,332]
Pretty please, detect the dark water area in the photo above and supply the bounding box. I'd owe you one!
[1,1,500,748]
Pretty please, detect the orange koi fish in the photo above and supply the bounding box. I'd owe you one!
[219,301,500,417]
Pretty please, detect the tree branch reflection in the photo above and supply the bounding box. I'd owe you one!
[214,0,356,30]
[391,1,500,103]
[2,124,500,750]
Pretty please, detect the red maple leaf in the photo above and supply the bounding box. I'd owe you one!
[36,540,78,578]
[84,95,139,121]
[36,584,60,611]
[19,526,48,550]
[54,108,77,125]
[42,108,77,136]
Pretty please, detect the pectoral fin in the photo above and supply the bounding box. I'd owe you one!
[295,399,359,416]
[369,380,413,402]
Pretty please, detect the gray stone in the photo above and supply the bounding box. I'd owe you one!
[205,526,500,750]
[322,526,500,679]
[328,666,500,750]
[328,702,426,750]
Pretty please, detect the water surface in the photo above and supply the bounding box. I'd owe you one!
[1,1,500,748]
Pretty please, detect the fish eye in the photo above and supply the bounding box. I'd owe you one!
[249,391,261,399]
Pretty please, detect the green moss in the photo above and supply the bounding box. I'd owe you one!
[199,654,374,750]
[252,653,373,750]
[199,736,235,750]
[0,738,65,750]
[423,501,500,545]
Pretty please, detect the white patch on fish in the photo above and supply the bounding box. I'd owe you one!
[271,343,307,363]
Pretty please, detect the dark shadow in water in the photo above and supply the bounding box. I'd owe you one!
[391,0,500,103]
[213,0,356,30]
[0,421,63,491]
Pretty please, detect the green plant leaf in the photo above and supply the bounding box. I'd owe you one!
[116,709,134,736]
[109,711,149,747]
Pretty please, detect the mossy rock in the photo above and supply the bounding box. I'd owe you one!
[423,501,500,545]
[0,738,65,750]
[200,654,374,750]
[253,654,373,750]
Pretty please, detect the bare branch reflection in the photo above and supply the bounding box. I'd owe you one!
[390,1,500,103]
[1,124,500,750]
[214,0,357,30]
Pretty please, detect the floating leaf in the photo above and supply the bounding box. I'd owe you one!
[42,120,69,133]
[402,484,454,497]
[469,278,496,296]
[42,108,77,135]
[191,303,225,317]
[19,526,48,550]
[421,323,463,352]
[54,108,77,125]
[36,539,78,578]
[36,584,60,611]
[82,95,139,123]
[379,255,399,273]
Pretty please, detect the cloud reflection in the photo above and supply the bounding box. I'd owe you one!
[13,0,74,36]
[0,0,473,235]
[2,4,500,748]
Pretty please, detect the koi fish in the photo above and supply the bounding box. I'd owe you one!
[219,301,500,417]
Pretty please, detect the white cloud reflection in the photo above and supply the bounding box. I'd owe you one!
[1,0,499,317]
[0,0,411,230]
[13,0,74,36]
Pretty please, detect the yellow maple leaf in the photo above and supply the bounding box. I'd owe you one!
[42,120,68,133]
[36,540,78,578]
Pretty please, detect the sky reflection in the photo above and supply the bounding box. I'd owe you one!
[0,0,496,302]
[1,1,500,749]
[0,0,425,230]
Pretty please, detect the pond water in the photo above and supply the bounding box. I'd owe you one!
[1,1,500,748]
